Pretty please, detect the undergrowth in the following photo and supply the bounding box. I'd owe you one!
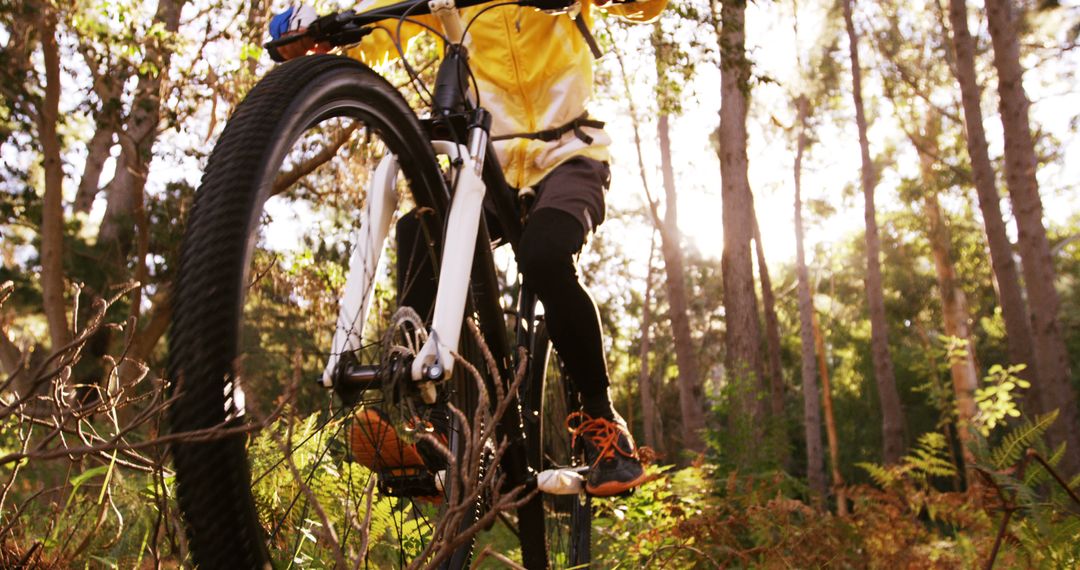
[592,410,1079,569]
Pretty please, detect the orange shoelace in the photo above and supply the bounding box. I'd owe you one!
[567,412,639,467]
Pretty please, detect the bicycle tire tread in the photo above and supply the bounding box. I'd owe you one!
[169,55,444,569]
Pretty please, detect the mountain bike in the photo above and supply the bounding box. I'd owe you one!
[167,0,598,567]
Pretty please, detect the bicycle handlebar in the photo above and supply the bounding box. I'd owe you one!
[264,0,578,61]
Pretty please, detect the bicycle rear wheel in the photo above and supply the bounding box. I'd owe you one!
[521,319,592,569]
[168,54,480,568]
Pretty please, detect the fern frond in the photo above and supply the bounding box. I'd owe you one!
[905,432,957,479]
[365,494,396,544]
[990,410,1058,470]
[857,462,898,489]
[1025,442,1066,487]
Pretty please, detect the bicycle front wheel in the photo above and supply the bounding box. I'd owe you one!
[168,54,474,568]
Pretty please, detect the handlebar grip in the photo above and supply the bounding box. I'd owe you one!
[264,33,308,62]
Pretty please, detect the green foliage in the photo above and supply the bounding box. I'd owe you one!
[988,410,1058,473]
[248,410,412,565]
[960,406,1080,568]
[247,412,429,567]
[974,364,1031,435]
[0,420,181,566]
[594,462,993,568]
[858,431,957,491]
[703,370,789,473]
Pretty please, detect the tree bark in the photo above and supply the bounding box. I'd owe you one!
[946,0,1038,409]
[658,113,707,453]
[0,282,22,375]
[914,124,979,477]
[0,331,20,378]
[718,0,768,450]
[74,46,127,214]
[75,127,116,213]
[985,0,1080,475]
[37,5,71,352]
[613,47,676,454]
[793,95,826,503]
[638,235,660,451]
[843,0,905,464]
[98,0,187,254]
[753,214,786,422]
[812,310,847,515]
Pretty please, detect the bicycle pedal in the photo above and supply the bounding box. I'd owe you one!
[350,408,426,469]
[537,467,586,495]
[378,467,446,502]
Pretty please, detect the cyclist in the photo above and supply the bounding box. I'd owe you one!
[270,0,663,496]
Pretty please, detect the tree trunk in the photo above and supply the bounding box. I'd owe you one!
[613,47,680,454]
[946,0,1038,410]
[753,214,786,422]
[75,127,116,213]
[0,285,22,376]
[98,0,186,255]
[985,0,1080,476]
[718,0,767,450]
[812,310,847,515]
[793,95,826,503]
[915,125,979,477]
[74,50,127,214]
[638,234,660,451]
[658,113,707,453]
[37,5,71,352]
[843,0,905,464]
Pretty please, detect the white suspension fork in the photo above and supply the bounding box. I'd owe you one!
[325,0,487,402]
[410,140,486,400]
[321,155,400,387]
[322,140,489,401]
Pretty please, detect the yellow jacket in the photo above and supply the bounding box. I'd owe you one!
[346,0,666,189]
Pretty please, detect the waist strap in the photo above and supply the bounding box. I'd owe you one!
[492,113,606,145]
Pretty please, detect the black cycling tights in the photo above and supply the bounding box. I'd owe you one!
[396,207,613,420]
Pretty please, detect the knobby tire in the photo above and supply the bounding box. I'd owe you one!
[168,54,470,568]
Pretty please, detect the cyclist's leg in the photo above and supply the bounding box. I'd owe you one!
[516,158,613,420]
[516,158,645,495]
[396,201,505,316]
[518,207,613,420]
[396,208,438,319]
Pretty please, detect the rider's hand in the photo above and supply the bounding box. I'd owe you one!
[268,5,329,60]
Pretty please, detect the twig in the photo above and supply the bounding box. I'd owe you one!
[976,447,1080,570]
[0,411,275,466]
[405,333,531,570]
[466,318,504,403]
[470,544,527,569]
[1025,449,1080,507]
[272,123,360,196]
[276,432,349,570]
[351,475,379,570]
[15,542,42,568]
[0,489,47,541]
